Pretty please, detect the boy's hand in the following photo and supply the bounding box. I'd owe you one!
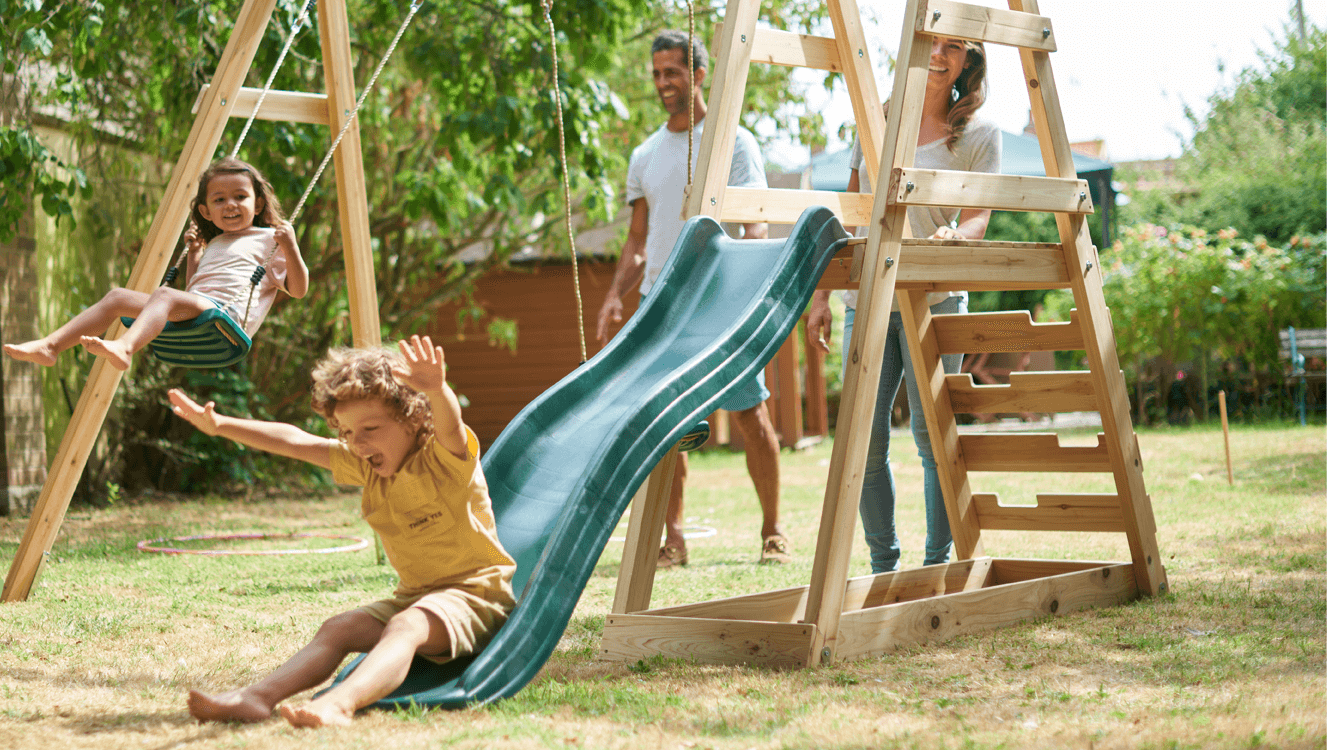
[394,335,446,394]
[168,388,222,436]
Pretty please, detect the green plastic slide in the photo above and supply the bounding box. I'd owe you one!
[328,206,849,708]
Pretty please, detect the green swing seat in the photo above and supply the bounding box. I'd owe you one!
[119,307,251,369]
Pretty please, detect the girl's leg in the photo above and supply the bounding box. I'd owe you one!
[282,607,451,728]
[3,287,152,366]
[188,609,384,724]
[80,287,214,370]
[900,295,966,566]
[845,308,908,574]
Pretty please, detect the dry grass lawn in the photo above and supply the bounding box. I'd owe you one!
[0,421,1321,749]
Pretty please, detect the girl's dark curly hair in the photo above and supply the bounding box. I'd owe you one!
[309,347,433,448]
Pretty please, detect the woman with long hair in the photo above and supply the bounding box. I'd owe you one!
[808,36,1001,573]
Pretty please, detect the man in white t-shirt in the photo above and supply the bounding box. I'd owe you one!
[595,30,789,568]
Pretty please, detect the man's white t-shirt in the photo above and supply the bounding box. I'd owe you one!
[625,120,766,296]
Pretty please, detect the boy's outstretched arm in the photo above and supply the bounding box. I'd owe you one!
[168,388,333,469]
[394,335,468,458]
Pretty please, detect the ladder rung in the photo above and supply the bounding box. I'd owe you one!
[722,186,872,225]
[947,372,1099,414]
[195,84,329,125]
[891,168,1094,214]
[933,310,1085,354]
[972,493,1125,532]
[751,28,842,71]
[961,433,1112,472]
[919,0,1056,52]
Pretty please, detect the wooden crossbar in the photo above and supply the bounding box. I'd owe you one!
[972,494,1127,532]
[724,186,872,226]
[891,168,1094,214]
[193,84,330,125]
[919,0,1056,51]
[947,371,1099,414]
[961,433,1113,473]
[750,28,843,70]
[816,239,1071,291]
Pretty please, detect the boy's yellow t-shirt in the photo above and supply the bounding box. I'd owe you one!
[329,426,516,604]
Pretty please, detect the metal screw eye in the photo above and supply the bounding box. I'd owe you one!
[905,181,915,193]
[933,10,941,22]
[885,257,894,267]
[1043,28,1051,39]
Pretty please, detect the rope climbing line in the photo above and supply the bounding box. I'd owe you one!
[540,0,588,364]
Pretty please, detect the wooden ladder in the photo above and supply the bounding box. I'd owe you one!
[2,0,384,602]
[601,0,1166,668]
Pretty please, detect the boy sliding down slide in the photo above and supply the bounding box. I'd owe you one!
[170,336,515,728]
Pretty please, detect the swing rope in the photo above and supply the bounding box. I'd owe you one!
[232,0,317,156]
[539,0,588,364]
[237,0,424,328]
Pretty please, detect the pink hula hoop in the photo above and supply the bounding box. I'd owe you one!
[137,531,370,556]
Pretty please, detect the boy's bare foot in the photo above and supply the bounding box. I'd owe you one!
[79,336,132,371]
[2,341,56,367]
[187,689,273,723]
[280,699,355,728]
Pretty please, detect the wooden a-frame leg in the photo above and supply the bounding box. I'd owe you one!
[612,447,680,614]
[2,0,281,603]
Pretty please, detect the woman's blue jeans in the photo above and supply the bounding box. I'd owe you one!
[842,294,965,573]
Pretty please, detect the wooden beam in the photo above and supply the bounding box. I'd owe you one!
[317,0,381,348]
[946,371,1099,414]
[612,449,679,614]
[972,493,1126,532]
[2,0,281,603]
[833,562,1136,662]
[960,432,1113,473]
[750,28,842,70]
[919,0,1056,51]
[194,85,330,125]
[815,239,1072,291]
[722,186,872,226]
[685,0,761,220]
[932,309,1085,354]
[891,167,1094,214]
[600,615,816,669]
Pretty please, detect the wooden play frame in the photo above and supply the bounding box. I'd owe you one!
[601,0,1168,668]
[3,0,383,602]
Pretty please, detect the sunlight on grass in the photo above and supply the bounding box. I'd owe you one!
[0,423,1319,749]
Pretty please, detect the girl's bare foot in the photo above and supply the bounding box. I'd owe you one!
[280,699,355,728]
[79,336,132,371]
[2,341,57,367]
[187,689,273,723]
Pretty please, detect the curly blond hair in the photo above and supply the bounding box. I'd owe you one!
[309,347,433,446]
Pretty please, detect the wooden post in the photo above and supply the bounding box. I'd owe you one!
[1219,390,1233,485]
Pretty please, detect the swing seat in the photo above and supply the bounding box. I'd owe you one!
[119,308,251,369]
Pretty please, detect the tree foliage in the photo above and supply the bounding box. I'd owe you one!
[6,0,828,493]
[1170,20,1325,244]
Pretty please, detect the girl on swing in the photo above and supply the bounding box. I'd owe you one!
[3,156,309,371]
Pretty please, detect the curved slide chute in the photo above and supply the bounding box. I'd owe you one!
[328,206,849,708]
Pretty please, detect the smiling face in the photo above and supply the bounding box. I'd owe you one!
[333,398,417,478]
[196,172,263,234]
[926,36,970,97]
[652,47,702,117]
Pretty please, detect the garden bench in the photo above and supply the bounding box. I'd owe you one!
[1279,327,1326,425]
